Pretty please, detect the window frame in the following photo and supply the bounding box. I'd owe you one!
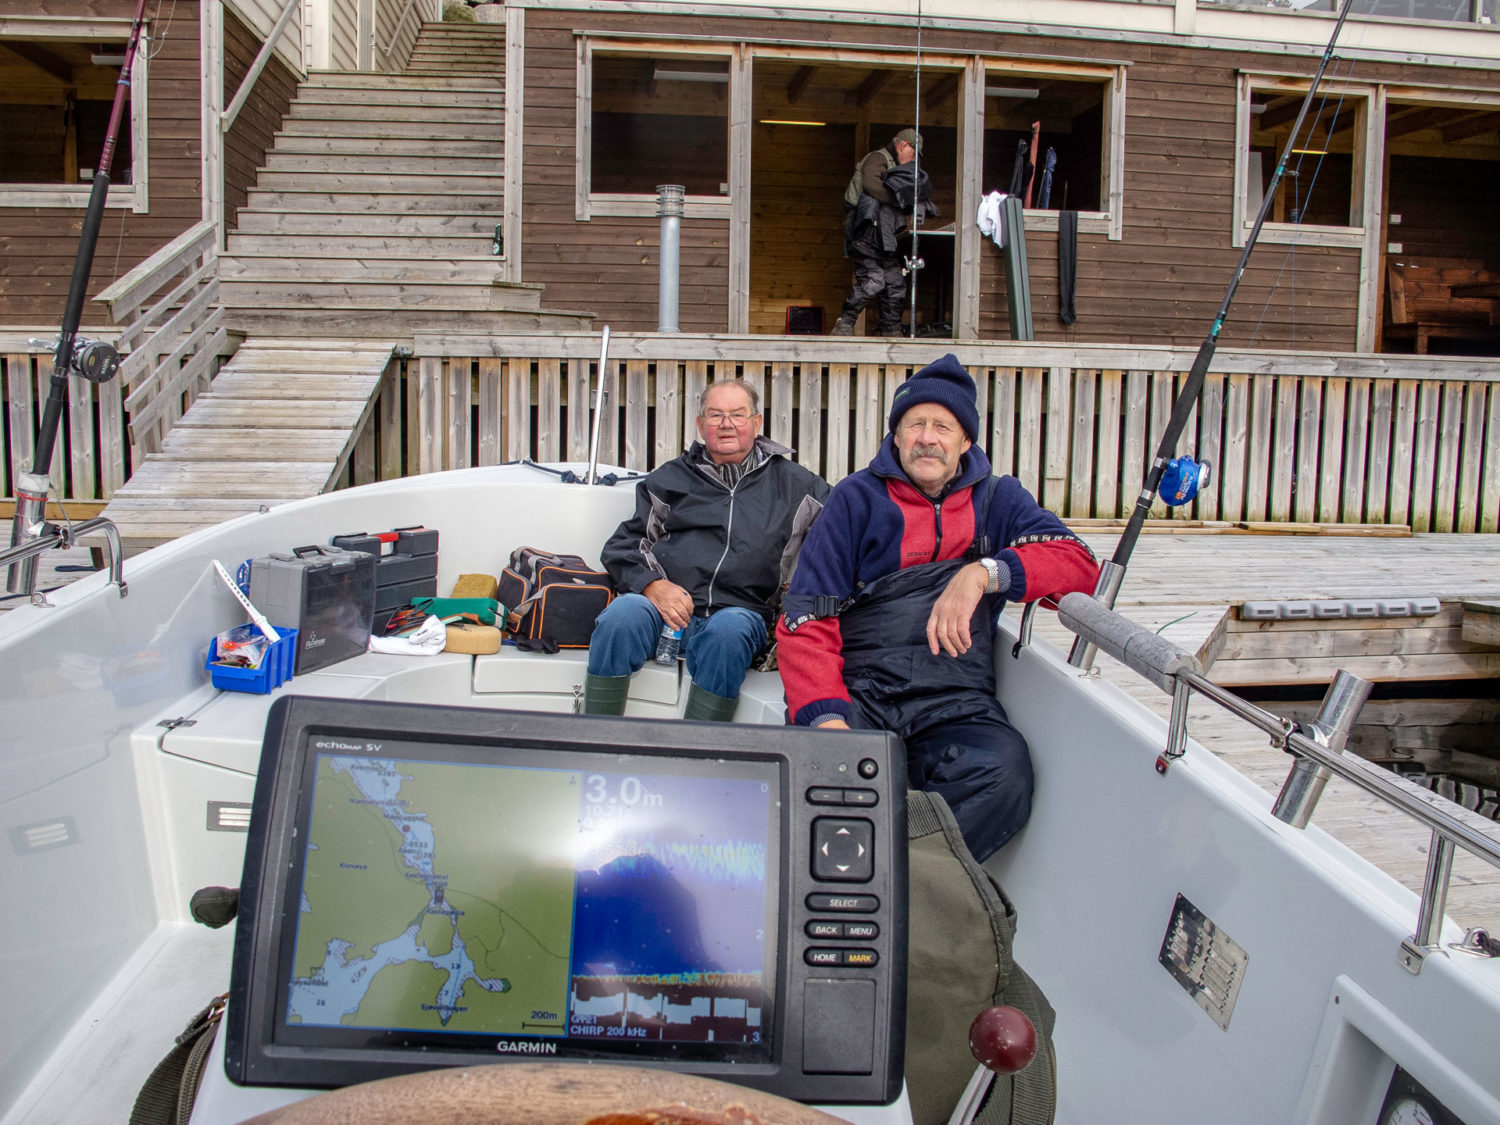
[0,19,149,213]
[982,59,1126,242]
[575,37,736,222]
[1232,72,1375,249]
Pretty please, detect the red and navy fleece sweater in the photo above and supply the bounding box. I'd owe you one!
[776,437,1099,727]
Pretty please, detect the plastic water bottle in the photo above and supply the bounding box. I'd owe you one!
[654,623,683,664]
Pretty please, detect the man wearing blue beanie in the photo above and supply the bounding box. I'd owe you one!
[776,354,1098,860]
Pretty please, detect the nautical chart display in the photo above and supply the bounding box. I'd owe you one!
[283,741,777,1056]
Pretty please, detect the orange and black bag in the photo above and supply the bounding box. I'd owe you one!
[497,547,614,649]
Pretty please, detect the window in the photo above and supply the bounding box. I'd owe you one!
[0,30,147,211]
[1233,75,1370,246]
[577,42,733,219]
[1201,0,1496,27]
[982,64,1124,240]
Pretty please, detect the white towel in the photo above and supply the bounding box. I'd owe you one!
[977,191,1008,249]
[367,615,447,656]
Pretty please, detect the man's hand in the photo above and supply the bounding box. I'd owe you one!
[926,562,989,657]
[643,579,694,630]
[814,718,851,730]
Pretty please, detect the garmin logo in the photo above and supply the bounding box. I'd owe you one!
[495,1040,557,1055]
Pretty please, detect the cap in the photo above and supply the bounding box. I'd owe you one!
[894,128,923,153]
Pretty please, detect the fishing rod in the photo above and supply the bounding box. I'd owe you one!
[905,0,924,339]
[1067,0,1358,670]
[6,0,148,597]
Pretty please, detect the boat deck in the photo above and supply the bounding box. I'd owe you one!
[1037,529,1500,933]
[4,526,1497,931]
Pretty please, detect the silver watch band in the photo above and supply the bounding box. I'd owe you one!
[978,556,1001,594]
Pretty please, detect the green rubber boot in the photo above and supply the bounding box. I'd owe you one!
[683,682,739,722]
[583,673,629,715]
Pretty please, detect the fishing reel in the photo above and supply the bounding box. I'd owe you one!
[28,334,122,383]
[903,253,925,277]
[1159,455,1212,507]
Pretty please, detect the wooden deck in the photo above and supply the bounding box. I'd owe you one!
[1024,529,1500,934]
[95,339,394,553]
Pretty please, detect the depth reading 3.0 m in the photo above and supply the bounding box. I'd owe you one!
[582,774,664,808]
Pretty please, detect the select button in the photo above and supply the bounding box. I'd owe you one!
[806,893,879,913]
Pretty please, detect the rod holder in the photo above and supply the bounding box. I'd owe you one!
[1272,669,1373,829]
[5,471,51,597]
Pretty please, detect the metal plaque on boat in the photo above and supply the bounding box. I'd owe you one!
[1158,894,1248,1031]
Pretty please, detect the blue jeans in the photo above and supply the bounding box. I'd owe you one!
[587,593,767,699]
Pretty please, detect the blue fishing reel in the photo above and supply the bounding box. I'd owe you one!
[1158,456,1211,507]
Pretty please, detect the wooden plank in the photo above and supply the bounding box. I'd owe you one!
[1069,369,1094,518]
[8,354,36,491]
[535,357,560,464]
[1210,650,1500,686]
[1317,377,1345,525]
[1341,378,1370,524]
[353,412,375,486]
[1121,369,1148,515]
[1482,385,1500,534]
[419,356,442,474]
[682,361,708,455]
[624,360,648,471]
[378,362,403,479]
[854,363,883,470]
[476,356,502,468]
[406,351,422,479]
[1244,373,1274,522]
[770,361,795,452]
[1148,370,1173,519]
[1430,380,1463,533]
[0,356,11,496]
[798,361,823,476]
[1270,375,1298,523]
[824,363,851,484]
[1455,382,1486,534]
[99,375,125,498]
[450,357,474,470]
[1196,374,1223,522]
[1221,373,1247,523]
[1409,380,1440,533]
[653,360,682,469]
[567,357,592,464]
[990,366,1016,479]
[1045,366,1071,513]
[1461,602,1500,648]
[66,373,98,501]
[1295,376,1322,524]
[1017,367,1043,498]
[1367,379,1394,524]
[507,356,534,463]
[1095,369,1122,519]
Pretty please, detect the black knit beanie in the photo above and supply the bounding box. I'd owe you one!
[888,354,980,441]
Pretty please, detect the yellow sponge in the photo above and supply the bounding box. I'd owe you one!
[451,573,499,600]
[444,623,501,654]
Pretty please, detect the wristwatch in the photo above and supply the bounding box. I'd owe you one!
[977,556,1003,595]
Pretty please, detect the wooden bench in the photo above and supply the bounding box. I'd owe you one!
[1385,260,1500,355]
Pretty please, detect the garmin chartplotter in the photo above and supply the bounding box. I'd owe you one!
[225,696,907,1105]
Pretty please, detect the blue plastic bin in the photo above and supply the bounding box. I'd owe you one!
[206,627,298,693]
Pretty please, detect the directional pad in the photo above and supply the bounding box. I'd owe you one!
[811,817,874,883]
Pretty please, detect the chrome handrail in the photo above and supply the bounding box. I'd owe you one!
[1056,595,1500,974]
[0,517,127,605]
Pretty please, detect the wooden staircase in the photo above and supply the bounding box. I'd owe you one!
[97,340,395,552]
[218,22,592,338]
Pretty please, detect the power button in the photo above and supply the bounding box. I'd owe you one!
[857,758,878,780]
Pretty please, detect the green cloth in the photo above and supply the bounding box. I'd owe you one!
[411,597,501,626]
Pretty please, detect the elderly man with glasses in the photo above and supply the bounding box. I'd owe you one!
[585,378,829,721]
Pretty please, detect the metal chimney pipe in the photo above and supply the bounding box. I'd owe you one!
[656,184,684,333]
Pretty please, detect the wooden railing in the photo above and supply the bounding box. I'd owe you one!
[94,220,229,462]
[362,334,1500,534]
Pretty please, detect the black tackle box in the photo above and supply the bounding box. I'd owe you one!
[331,526,439,634]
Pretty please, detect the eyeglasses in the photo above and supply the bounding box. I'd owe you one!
[703,410,756,426]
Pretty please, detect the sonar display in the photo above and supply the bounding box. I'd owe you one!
[284,741,777,1055]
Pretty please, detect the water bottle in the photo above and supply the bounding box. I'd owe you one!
[654,623,683,664]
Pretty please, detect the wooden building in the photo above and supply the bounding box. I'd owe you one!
[504,0,1500,354]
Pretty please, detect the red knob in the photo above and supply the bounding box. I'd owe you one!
[968,1006,1038,1075]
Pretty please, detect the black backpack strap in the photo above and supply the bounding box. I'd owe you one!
[968,475,1001,560]
[129,993,227,1125]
